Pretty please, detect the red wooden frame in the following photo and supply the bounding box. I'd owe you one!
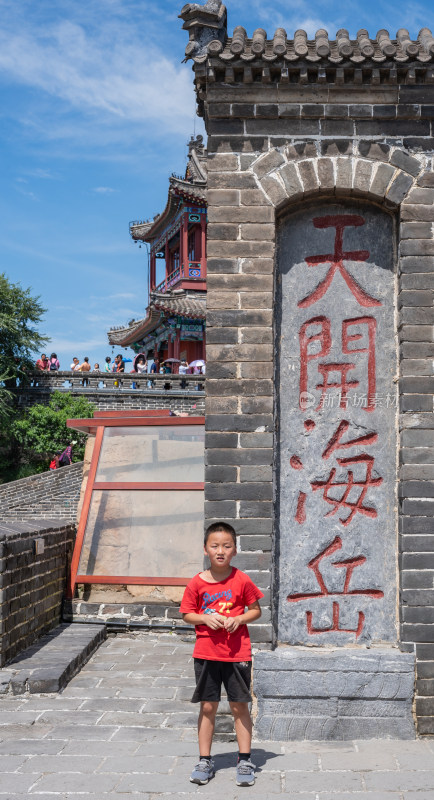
[67,415,205,598]
[67,415,205,435]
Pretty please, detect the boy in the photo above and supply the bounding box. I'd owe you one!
[180,522,263,787]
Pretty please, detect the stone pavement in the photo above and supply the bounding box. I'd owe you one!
[0,631,433,799]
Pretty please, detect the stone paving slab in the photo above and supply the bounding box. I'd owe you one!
[0,631,432,799]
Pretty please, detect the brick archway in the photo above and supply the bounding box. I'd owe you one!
[248,144,423,211]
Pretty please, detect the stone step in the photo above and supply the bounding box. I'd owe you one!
[0,623,106,694]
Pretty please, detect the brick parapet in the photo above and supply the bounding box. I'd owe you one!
[13,386,205,415]
[0,462,83,523]
[0,521,75,666]
[204,81,434,732]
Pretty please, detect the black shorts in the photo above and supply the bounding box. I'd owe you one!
[192,658,252,704]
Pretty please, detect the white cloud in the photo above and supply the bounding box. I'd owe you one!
[26,167,60,180]
[0,10,196,146]
[92,186,115,194]
[15,186,39,201]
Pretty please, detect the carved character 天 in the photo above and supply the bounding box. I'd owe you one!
[298,214,382,309]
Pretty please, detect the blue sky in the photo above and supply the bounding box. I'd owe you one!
[1,0,434,370]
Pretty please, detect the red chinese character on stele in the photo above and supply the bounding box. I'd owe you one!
[291,419,383,527]
[298,214,381,309]
[287,535,384,639]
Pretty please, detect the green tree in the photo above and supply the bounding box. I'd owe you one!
[0,272,47,418]
[1,392,95,482]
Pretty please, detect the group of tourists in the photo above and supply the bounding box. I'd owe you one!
[35,353,60,371]
[49,442,76,471]
[35,354,100,372]
[35,352,206,376]
[130,354,206,375]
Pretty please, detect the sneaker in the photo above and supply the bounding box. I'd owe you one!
[190,758,215,784]
[236,759,256,786]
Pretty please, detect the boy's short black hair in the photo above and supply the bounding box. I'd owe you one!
[204,522,236,546]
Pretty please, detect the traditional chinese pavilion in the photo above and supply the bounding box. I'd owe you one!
[108,135,207,366]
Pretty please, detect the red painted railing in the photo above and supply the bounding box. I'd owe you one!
[155,262,203,293]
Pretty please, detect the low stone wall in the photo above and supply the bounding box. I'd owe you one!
[0,520,76,667]
[0,462,83,522]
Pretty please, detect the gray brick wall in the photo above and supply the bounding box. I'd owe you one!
[198,66,434,732]
[0,462,83,522]
[0,520,76,666]
[14,388,204,415]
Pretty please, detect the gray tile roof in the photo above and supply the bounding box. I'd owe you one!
[180,3,434,65]
[108,291,206,346]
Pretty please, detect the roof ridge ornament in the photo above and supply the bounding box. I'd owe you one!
[188,133,205,156]
[179,0,227,60]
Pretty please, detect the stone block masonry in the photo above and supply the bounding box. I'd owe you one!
[0,462,83,523]
[0,520,75,666]
[180,5,434,737]
[254,648,416,740]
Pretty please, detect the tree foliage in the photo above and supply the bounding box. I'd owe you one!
[12,392,95,466]
[0,272,47,419]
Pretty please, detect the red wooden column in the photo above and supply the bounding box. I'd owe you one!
[167,335,174,360]
[182,214,189,277]
[164,237,170,289]
[194,224,200,262]
[200,215,207,278]
[150,252,156,291]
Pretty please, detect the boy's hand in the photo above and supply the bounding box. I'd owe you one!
[204,613,226,630]
[224,615,243,633]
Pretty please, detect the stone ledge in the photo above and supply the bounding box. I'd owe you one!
[0,622,106,694]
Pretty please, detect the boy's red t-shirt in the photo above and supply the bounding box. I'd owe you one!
[180,567,263,662]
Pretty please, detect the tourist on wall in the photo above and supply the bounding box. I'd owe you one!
[70,357,81,371]
[49,453,59,470]
[48,353,60,371]
[113,354,125,372]
[104,356,112,372]
[57,441,77,468]
[131,353,147,389]
[133,354,147,373]
[93,363,100,371]
[35,354,49,370]
[79,357,91,372]
[179,359,188,389]
[148,357,159,388]
[58,444,72,467]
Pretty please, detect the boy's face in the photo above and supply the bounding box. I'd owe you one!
[204,531,236,569]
